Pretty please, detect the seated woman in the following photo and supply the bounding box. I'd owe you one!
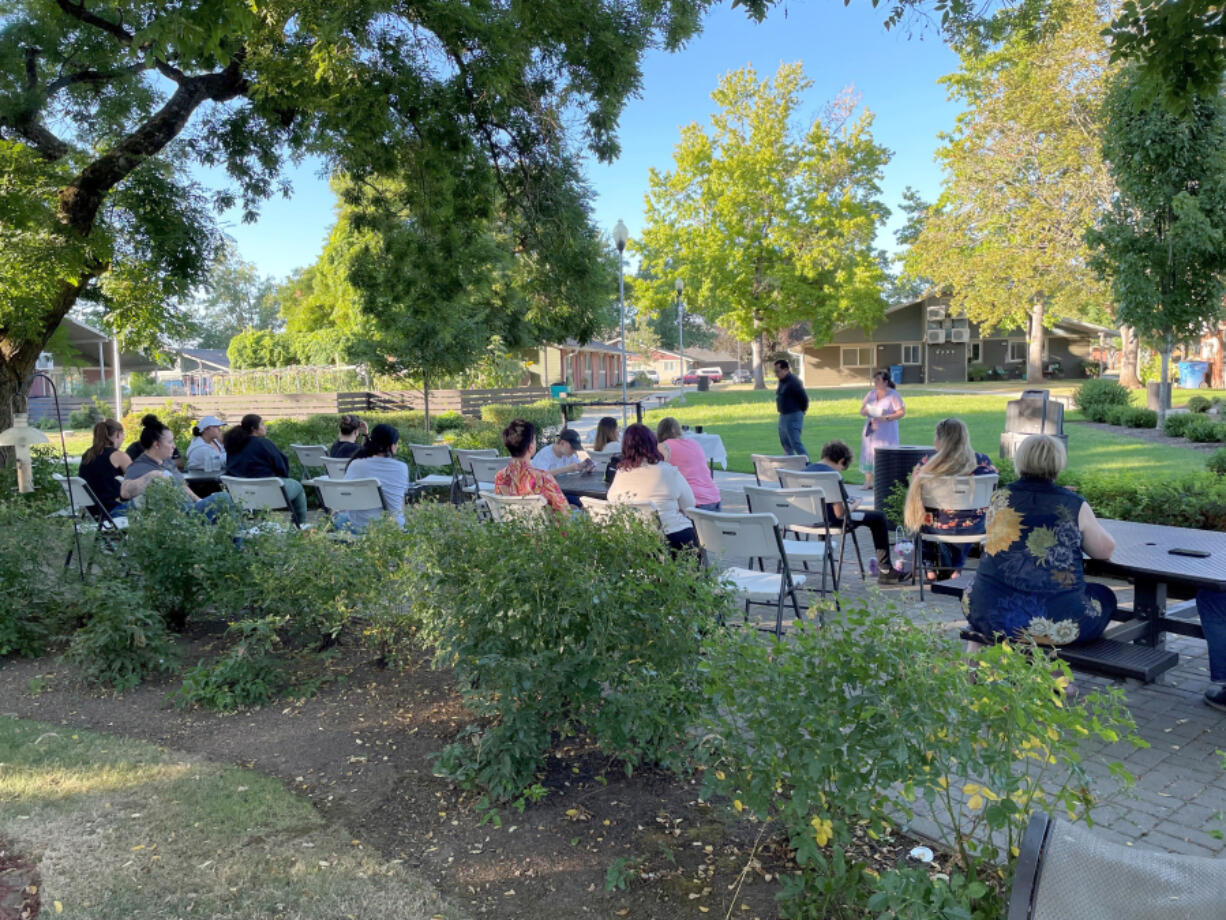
[186,416,227,472]
[607,423,697,552]
[968,434,1117,646]
[126,413,184,469]
[903,418,998,579]
[79,419,132,517]
[592,416,620,452]
[493,418,570,513]
[656,416,721,511]
[222,414,308,525]
[804,440,906,585]
[340,423,409,531]
[329,414,367,459]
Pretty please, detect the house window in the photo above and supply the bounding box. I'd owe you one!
[1008,341,1027,362]
[841,346,872,367]
[901,344,922,365]
[968,342,981,363]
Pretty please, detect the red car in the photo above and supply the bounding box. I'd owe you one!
[672,372,700,385]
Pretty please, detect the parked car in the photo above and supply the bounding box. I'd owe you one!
[641,369,659,384]
[672,372,700,385]
[696,367,723,382]
[729,369,752,384]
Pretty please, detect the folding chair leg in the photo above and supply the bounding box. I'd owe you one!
[916,538,925,599]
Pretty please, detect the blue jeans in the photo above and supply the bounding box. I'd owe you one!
[191,492,235,524]
[696,501,722,512]
[778,411,807,457]
[1197,589,1226,682]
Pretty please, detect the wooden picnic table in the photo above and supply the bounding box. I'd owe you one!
[553,470,611,501]
[1088,518,1226,649]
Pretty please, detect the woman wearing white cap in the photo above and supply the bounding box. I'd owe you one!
[186,416,227,473]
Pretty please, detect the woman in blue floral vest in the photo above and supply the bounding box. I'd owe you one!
[968,434,1117,645]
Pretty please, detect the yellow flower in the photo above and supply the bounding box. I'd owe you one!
[810,815,834,847]
[714,770,725,781]
[733,799,743,814]
[985,504,1024,555]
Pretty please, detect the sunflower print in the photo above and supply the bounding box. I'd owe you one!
[985,495,1024,556]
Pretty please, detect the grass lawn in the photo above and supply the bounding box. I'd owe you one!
[0,715,456,920]
[642,383,1220,479]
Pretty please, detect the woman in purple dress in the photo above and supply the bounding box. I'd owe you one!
[859,370,905,490]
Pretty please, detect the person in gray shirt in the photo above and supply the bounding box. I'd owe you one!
[122,421,231,519]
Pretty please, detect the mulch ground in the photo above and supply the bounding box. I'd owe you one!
[1,624,800,919]
[0,839,39,920]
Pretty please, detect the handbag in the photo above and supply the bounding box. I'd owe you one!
[891,526,914,575]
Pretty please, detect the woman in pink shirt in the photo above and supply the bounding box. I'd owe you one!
[656,417,721,510]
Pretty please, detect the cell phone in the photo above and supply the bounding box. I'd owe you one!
[1169,547,1211,558]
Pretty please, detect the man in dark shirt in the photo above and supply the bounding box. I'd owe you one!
[774,358,809,457]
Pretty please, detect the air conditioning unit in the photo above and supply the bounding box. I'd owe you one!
[35,352,54,370]
[927,329,946,344]
[927,305,947,322]
[950,328,970,343]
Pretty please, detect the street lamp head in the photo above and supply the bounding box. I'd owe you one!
[674,278,683,294]
[613,219,629,252]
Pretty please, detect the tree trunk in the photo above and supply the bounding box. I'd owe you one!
[1119,326,1141,388]
[1027,298,1045,383]
[751,334,766,390]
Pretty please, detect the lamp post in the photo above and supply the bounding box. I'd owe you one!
[614,219,629,426]
[0,412,49,493]
[675,278,684,393]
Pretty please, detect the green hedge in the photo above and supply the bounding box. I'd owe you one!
[1103,405,1157,428]
[1187,395,1213,413]
[1164,414,1193,438]
[1184,416,1226,443]
[1060,470,1226,531]
[1074,379,1130,422]
[480,400,565,441]
[1209,448,1226,478]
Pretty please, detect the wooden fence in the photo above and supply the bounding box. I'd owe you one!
[26,396,94,426]
[127,387,551,422]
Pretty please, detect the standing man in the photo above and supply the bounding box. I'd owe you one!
[774,358,809,457]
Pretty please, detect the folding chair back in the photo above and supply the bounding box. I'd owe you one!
[479,490,548,523]
[468,456,512,490]
[53,473,126,529]
[321,456,352,479]
[743,485,829,529]
[686,508,785,566]
[408,442,453,469]
[751,453,808,486]
[582,496,660,527]
[314,477,385,514]
[776,467,844,498]
[920,473,999,512]
[586,448,621,467]
[290,444,328,476]
[455,448,499,476]
[221,476,291,513]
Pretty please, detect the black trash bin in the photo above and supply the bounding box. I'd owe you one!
[696,375,710,392]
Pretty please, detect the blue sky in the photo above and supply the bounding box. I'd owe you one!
[215,2,962,282]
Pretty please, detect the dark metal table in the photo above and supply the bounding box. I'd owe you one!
[554,471,611,500]
[1088,519,1226,648]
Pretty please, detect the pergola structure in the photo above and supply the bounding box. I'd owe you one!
[29,316,160,418]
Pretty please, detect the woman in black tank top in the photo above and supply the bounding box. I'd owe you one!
[79,420,131,513]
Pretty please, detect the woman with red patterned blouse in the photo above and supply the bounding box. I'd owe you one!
[493,418,570,513]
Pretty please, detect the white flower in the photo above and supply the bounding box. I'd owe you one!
[1026,617,1056,638]
[1049,619,1080,645]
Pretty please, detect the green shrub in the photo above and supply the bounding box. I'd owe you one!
[1105,406,1157,428]
[67,401,104,429]
[1208,448,1226,478]
[966,363,990,382]
[433,411,466,434]
[699,604,1141,919]
[1163,413,1193,438]
[480,400,564,442]
[0,504,80,656]
[1073,379,1130,422]
[122,400,197,446]
[175,615,284,710]
[444,421,504,452]
[1187,395,1213,413]
[65,583,179,691]
[413,504,732,802]
[1060,470,1226,531]
[1184,416,1224,443]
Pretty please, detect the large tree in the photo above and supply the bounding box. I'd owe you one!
[1088,62,1226,411]
[189,239,279,349]
[905,0,1116,383]
[0,0,765,442]
[636,63,890,388]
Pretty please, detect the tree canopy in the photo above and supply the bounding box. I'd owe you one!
[188,239,279,349]
[636,63,890,388]
[904,0,1115,381]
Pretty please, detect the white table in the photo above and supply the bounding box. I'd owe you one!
[685,432,727,470]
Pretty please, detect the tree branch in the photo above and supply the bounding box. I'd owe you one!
[54,0,135,46]
[46,61,153,94]
[59,54,249,236]
[24,46,40,89]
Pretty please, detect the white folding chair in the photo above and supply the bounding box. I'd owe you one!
[743,485,837,604]
[468,456,512,494]
[221,476,299,530]
[408,443,456,492]
[685,508,806,637]
[750,453,809,488]
[777,468,867,582]
[290,444,328,478]
[581,496,661,528]
[586,448,621,468]
[454,449,500,500]
[313,477,386,532]
[478,490,549,523]
[321,455,352,480]
[53,473,127,569]
[914,473,999,597]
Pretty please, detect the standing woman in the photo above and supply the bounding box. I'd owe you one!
[79,419,132,516]
[859,370,905,491]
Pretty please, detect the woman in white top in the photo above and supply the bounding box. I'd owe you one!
[592,416,620,453]
[606,423,696,551]
[341,423,410,530]
[186,415,227,472]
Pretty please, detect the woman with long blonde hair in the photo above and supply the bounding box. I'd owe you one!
[904,418,996,578]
